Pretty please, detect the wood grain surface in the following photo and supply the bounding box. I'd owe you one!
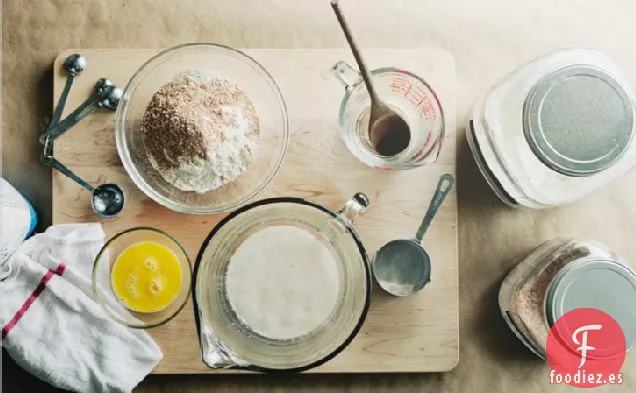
[51,49,458,374]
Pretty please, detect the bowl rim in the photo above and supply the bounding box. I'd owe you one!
[92,226,193,329]
[114,42,290,214]
[191,196,372,373]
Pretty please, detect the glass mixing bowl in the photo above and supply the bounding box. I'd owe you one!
[192,193,371,372]
[92,227,192,329]
[115,43,289,213]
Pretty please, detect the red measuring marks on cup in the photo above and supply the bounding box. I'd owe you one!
[390,72,439,121]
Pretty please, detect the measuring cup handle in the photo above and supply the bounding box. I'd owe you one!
[330,61,362,91]
[415,173,455,242]
[337,192,369,225]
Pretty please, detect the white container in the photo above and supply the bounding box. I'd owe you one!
[0,178,37,278]
[468,49,636,208]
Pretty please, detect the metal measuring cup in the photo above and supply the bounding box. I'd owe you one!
[372,173,455,296]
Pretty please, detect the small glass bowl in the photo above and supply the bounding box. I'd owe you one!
[115,43,289,214]
[92,227,192,329]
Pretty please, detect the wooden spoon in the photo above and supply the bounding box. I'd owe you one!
[331,0,411,156]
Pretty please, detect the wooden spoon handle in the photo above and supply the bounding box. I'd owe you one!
[331,0,377,100]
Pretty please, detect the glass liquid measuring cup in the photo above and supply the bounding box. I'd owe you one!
[330,61,446,170]
[192,193,371,372]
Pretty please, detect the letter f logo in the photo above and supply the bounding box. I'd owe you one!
[572,324,603,368]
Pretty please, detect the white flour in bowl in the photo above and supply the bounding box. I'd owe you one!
[225,225,340,340]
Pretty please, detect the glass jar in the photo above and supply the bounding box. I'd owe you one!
[468,49,636,208]
[499,238,636,359]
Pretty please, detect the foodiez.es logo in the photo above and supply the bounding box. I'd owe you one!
[546,308,626,388]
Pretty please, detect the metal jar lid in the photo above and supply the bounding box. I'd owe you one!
[523,65,635,177]
[546,258,636,353]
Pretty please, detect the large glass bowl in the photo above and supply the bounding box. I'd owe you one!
[193,194,371,372]
[115,43,289,214]
[92,227,192,329]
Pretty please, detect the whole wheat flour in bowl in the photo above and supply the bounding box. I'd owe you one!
[142,71,259,194]
[115,43,289,214]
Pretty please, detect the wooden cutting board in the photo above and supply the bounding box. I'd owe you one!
[52,48,458,374]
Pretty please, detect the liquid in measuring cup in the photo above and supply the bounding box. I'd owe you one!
[356,106,412,157]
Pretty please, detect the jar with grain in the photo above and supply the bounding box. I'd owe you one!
[498,238,636,358]
[468,49,636,208]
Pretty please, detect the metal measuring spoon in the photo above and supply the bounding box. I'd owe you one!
[331,0,411,156]
[47,54,87,132]
[50,81,122,139]
[40,54,87,144]
[372,173,455,296]
[41,136,125,218]
[90,183,126,218]
[42,78,122,142]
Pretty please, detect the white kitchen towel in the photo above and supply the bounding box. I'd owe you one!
[0,223,162,393]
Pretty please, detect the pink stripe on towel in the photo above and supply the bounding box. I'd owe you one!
[2,262,66,339]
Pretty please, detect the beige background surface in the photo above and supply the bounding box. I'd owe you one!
[2,0,636,392]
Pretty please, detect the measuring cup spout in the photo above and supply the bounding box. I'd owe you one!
[198,323,251,370]
[330,61,362,91]
[414,173,455,242]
